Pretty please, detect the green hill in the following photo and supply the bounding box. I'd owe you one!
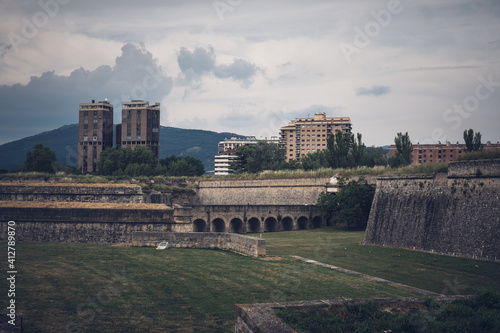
[0,125,243,172]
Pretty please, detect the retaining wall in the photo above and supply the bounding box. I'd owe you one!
[195,178,331,206]
[0,183,144,203]
[132,232,266,257]
[364,160,500,262]
[0,203,193,243]
[235,296,473,333]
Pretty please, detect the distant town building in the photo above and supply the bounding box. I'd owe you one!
[280,113,352,162]
[78,100,114,173]
[118,100,161,159]
[214,136,280,175]
[389,141,500,165]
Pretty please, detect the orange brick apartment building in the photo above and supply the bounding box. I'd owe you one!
[389,141,500,165]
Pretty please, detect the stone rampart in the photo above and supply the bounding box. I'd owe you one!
[0,183,144,203]
[0,202,193,243]
[195,178,330,206]
[191,205,323,233]
[132,232,266,257]
[235,296,473,333]
[364,160,500,262]
[448,159,500,178]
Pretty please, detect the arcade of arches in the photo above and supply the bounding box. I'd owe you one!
[192,215,323,233]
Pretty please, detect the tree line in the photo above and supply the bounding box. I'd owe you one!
[97,146,204,177]
[230,131,388,173]
[19,144,205,177]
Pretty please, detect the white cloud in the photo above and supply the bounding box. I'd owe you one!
[0,0,499,147]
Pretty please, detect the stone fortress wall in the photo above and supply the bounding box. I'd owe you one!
[132,232,266,257]
[364,159,500,262]
[0,182,144,203]
[0,177,333,244]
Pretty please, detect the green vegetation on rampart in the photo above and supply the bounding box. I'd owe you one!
[0,162,449,184]
[458,149,500,161]
[276,292,500,333]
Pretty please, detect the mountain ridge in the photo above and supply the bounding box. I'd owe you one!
[0,124,244,171]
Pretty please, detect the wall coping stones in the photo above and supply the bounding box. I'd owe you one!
[132,232,266,257]
[0,201,166,210]
[235,295,474,333]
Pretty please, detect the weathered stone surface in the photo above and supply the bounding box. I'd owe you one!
[235,296,473,333]
[132,232,266,257]
[0,204,196,243]
[0,183,144,203]
[195,178,330,206]
[364,160,500,262]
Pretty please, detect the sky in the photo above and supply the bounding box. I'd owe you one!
[0,0,499,147]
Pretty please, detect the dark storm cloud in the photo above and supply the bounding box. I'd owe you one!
[355,85,391,96]
[0,43,173,144]
[0,43,11,58]
[176,46,261,88]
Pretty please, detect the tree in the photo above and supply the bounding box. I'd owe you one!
[98,146,158,176]
[390,132,413,167]
[351,133,366,167]
[362,146,388,167]
[463,129,482,152]
[230,145,256,173]
[23,144,57,173]
[230,142,285,173]
[160,155,205,177]
[317,177,375,229]
[326,130,352,168]
[300,150,329,170]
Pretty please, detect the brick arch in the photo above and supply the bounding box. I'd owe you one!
[247,217,261,233]
[312,216,322,229]
[297,216,309,230]
[264,216,278,232]
[281,216,294,231]
[193,219,207,232]
[211,218,226,233]
[230,217,244,233]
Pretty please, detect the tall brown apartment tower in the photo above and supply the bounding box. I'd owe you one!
[280,113,352,161]
[78,100,114,173]
[119,100,160,159]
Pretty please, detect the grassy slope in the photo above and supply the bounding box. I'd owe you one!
[3,229,499,332]
[259,229,500,295]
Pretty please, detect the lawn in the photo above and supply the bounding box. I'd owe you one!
[258,229,500,295]
[2,229,499,332]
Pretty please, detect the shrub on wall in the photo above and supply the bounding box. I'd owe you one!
[317,177,375,229]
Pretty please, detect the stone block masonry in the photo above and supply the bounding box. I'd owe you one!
[195,178,331,206]
[364,159,500,262]
[132,232,266,257]
[0,202,193,243]
[0,183,144,203]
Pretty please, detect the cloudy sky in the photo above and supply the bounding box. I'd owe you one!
[0,0,499,146]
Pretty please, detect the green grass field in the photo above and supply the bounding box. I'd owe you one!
[2,229,499,332]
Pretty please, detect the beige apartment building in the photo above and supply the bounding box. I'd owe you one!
[78,100,114,173]
[116,100,161,159]
[280,113,352,161]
